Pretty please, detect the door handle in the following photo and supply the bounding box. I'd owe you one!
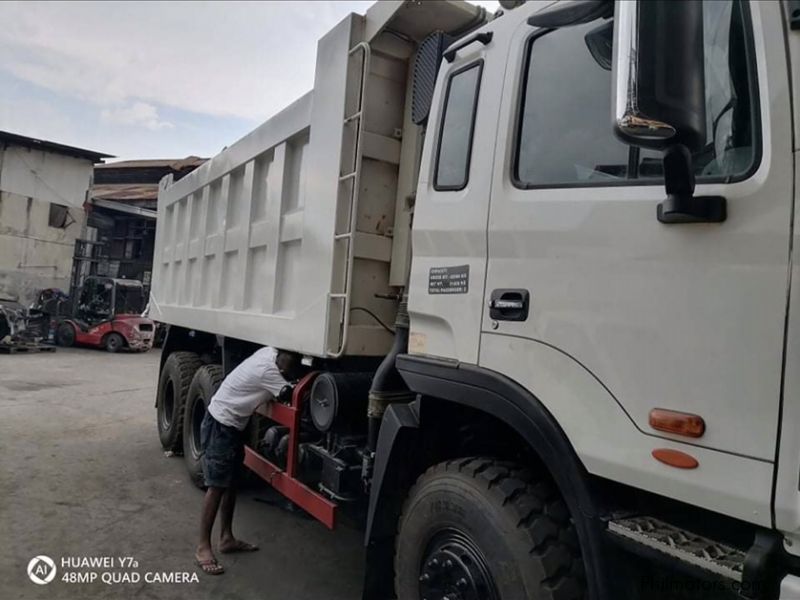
[443,32,494,63]
[489,289,530,321]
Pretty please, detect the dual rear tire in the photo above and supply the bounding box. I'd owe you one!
[157,352,258,489]
[156,352,204,452]
[182,364,224,489]
[182,364,262,489]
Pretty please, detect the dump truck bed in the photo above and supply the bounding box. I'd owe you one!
[151,0,486,357]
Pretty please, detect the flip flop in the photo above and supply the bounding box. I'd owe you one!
[219,540,259,554]
[196,558,225,575]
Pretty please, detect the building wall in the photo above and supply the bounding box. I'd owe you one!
[0,191,86,304]
[1,145,94,208]
[0,144,93,305]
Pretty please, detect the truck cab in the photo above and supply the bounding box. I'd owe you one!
[402,0,800,596]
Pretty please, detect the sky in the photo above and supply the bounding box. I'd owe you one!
[0,1,498,162]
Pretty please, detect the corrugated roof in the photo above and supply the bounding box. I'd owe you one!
[92,183,159,202]
[0,130,112,162]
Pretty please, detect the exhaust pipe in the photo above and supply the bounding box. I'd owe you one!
[367,296,414,453]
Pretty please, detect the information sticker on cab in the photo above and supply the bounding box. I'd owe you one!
[428,265,469,294]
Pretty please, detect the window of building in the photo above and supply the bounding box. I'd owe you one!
[48,203,71,228]
[514,0,757,188]
[434,62,483,191]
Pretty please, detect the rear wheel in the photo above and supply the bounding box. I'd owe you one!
[395,457,585,600]
[104,332,125,353]
[156,351,203,452]
[183,364,223,489]
[56,322,75,347]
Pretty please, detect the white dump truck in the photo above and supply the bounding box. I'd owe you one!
[151,0,800,598]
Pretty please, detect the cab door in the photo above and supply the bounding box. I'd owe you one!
[408,30,506,363]
[481,1,792,520]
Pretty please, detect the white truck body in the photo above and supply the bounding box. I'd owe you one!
[152,1,486,358]
[153,0,800,594]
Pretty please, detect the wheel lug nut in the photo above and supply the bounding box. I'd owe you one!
[419,573,430,582]
[457,578,468,588]
[428,558,440,569]
[445,559,454,569]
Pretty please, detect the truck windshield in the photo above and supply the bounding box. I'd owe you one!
[514,0,757,187]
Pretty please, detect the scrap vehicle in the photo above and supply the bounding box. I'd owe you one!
[0,296,30,342]
[151,0,800,598]
[55,276,154,352]
[0,295,50,346]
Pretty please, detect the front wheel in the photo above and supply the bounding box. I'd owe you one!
[395,458,585,600]
[104,332,125,353]
[56,323,75,347]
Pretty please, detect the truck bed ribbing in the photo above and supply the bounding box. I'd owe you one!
[151,1,485,358]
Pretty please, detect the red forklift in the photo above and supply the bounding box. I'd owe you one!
[54,276,155,352]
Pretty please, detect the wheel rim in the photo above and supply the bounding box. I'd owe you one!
[160,380,175,429]
[108,335,121,350]
[418,528,499,600]
[189,394,205,459]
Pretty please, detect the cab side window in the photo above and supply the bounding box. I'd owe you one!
[514,0,757,188]
[435,62,483,191]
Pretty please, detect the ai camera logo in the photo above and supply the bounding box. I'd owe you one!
[27,555,56,585]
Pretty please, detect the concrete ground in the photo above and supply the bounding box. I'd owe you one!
[0,346,739,600]
[0,347,364,600]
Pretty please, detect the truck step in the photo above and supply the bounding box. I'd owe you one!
[607,516,746,582]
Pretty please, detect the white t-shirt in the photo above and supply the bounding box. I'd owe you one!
[207,346,289,431]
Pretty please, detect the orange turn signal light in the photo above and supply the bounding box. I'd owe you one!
[648,408,705,438]
[652,448,699,469]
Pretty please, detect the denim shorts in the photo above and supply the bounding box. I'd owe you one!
[200,412,244,488]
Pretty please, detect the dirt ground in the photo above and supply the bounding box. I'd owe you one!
[0,347,364,600]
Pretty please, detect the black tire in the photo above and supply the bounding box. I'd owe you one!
[56,322,75,347]
[395,457,585,600]
[183,364,223,489]
[156,351,203,452]
[104,332,125,353]
[0,315,10,340]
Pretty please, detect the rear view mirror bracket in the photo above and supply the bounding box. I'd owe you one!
[658,145,726,224]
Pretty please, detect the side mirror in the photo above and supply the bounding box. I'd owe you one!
[612,0,726,223]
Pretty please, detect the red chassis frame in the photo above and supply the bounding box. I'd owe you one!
[243,372,338,529]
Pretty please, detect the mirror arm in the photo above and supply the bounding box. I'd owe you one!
[657,144,726,224]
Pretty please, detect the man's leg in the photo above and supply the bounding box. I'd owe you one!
[218,446,258,553]
[219,487,237,545]
[195,413,228,574]
[196,486,225,569]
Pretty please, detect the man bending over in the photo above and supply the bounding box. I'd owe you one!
[195,346,302,575]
